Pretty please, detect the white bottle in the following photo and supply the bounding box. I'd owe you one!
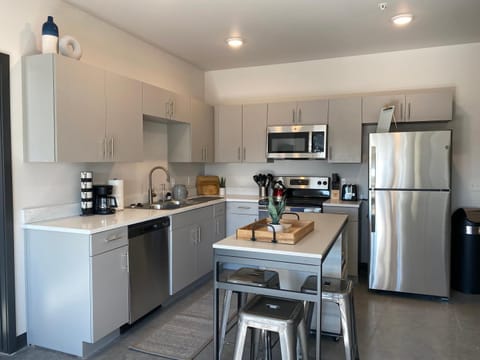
[42,16,58,54]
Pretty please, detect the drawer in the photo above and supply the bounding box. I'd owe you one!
[213,202,226,217]
[90,227,128,256]
[227,202,258,215]
[323,206,359,220]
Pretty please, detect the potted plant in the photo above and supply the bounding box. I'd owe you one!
[267,194,286,232]
[219,177,226,196]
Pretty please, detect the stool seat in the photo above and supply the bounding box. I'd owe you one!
[233,296,308,360]
[301,275,359,360]
[219,268,280,358]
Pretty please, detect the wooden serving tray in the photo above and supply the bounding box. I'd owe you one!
[236,218,314,244]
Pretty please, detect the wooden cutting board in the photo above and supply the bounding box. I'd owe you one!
[236,218,314,244]
[196,176,220,195]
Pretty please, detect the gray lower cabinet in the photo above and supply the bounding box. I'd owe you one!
[25,227,129,357]
[170,203,225,294]
[226,201,259,236]
[323,204,361,277]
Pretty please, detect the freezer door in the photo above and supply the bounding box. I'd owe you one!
[369,131,451,190]
[369,190,450,297]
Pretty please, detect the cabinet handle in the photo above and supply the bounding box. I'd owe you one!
[400,103,404,121]
[165,102,169,117]
[105,235,123,242]
[243,147,246,161]
[170,101,175,118]
[328,146,332,161]
[298,108,302,123]
[238,147,241,161]
[110,137,114,159]
[407,102,411,120]
[197,227,201,244]
[121,251,129,271]
[238,206,251,209]
[292,109,296,123]
[103,138,107,159]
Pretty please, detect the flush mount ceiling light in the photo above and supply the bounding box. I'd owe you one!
[391,13,413,25]
[226,37,244,48]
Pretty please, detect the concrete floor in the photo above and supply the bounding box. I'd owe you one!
[2,274,480,360]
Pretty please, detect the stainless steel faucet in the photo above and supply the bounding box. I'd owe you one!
[148,166,171,205]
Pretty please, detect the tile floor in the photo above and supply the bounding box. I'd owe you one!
[2,274,480,360]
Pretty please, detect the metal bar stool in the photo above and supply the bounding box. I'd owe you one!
[301,275,359,360]
[219,268,280,358]
[233,295,308,360]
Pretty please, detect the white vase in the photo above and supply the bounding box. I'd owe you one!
[267,223,283,232]
[219,187,226,197]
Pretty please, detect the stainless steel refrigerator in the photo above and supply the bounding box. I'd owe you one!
[368,130,451,298]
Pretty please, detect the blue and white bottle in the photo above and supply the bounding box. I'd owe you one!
[42,16,59,54]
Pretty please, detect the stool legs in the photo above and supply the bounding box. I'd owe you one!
[233,317,249,360]
[219,289,232,358]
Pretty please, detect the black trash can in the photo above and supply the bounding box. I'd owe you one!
[451,208,480,293]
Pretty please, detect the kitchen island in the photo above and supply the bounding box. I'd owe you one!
[213,212,348,360]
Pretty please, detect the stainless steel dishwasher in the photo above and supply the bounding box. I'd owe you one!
[128,216,170,323]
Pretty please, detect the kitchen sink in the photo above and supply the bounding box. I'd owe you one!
[130,196,222,210]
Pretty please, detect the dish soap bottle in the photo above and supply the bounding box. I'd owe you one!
[42,16,59,54]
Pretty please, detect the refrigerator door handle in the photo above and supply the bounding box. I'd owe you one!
[370,145,376,189]
[370,192,376,233]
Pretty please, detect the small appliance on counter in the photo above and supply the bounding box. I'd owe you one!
[108,179,124,210]
[341,184,358,201]
[93,185,117,215]
[331,173,340,200]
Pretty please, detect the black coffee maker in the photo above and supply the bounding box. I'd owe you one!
[93,185,118,214]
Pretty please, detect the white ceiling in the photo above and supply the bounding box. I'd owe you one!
[64,0,480,71]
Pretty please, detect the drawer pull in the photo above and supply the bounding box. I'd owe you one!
[105,235,123,243]
[237,206,251,209]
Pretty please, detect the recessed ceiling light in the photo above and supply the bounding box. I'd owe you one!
[226,37,244,48]
[391,14,413,26]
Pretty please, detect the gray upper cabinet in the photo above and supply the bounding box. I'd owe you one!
[190,98,214,163]
[405,89,453,122]
[23,54,143,162]
[168,97,214,163]
[215,105,243,162]
[242,104,267,162]
[362,94,406,124]
[142,83,189,122]
[362,88,453,124]
[328,97,362,163]
[215,104,267,163]
[267,99,328,125]
[105,72,143,162]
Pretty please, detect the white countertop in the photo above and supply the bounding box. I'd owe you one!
[213,212,348,260]
[323,199,362,208]
[23,198,225,234]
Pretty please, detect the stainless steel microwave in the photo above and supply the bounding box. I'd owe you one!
[267,124,327,159]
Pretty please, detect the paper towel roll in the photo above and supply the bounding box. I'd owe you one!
[108,179,124,210]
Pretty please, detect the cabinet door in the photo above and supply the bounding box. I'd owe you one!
[171,92,190,122]
[297,99,328,125]
[267,101,296,125]
[170,225,197,294]
[215,105,243,162]
[91,245,129,342]
[362,94,405,124]
[328,97,362,163]
[405,89,453,122]
[142,83,172,119]
[55,56,106,162]
[105,72,143,162]
[242,104,267,162]
[197,219,216,277]
[191,98,214,162]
